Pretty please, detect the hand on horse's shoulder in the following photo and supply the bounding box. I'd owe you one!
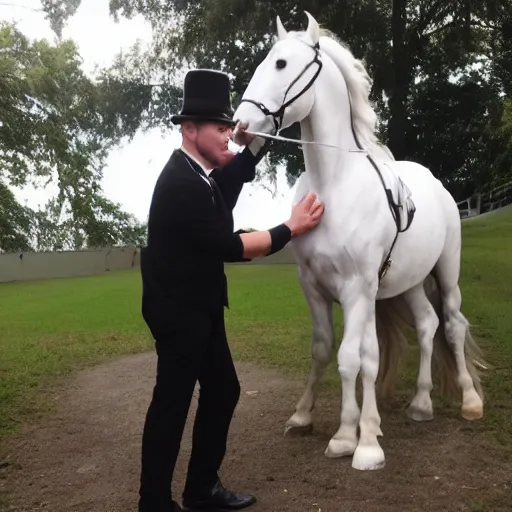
[286,192,324,237]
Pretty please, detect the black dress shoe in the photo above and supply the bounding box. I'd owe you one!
[182,480,256,511]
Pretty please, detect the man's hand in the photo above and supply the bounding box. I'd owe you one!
[285,192,325,237]
[233,122,266,157]
[232,122,256,147]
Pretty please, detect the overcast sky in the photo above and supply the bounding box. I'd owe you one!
[2,0,297,231]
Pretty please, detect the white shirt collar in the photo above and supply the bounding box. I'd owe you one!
[180,146,213,175]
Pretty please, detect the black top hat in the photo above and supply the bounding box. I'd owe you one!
[171,69,236,125]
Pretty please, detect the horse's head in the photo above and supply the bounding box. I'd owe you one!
[233,12,323,140]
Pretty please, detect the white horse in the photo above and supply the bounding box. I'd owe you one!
[233,12,486,471]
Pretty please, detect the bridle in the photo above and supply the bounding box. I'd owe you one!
[237,40,366,152]
[239,40,323,134]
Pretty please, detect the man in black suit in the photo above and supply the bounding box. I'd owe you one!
[138,69,324,512]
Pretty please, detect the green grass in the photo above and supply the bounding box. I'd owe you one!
[0,271,153,435]
[0,208,511,442]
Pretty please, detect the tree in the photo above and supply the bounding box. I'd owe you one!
[503,99,512,141]
[0,21,150,251]
[40,0,512,197]
[0,183,34,252]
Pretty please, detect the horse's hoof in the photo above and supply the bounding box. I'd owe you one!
[324,437,357,458]
[406,404,434,422]
[284,423,313,436]
[352,445,385,471]
[462,405,483,421]
[284,413,313,436]
[462,390,484,421]
[406,393,434,422]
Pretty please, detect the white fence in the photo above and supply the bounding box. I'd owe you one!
[0,244,297,283]
[457,181,512,219]
[0,246,141,283]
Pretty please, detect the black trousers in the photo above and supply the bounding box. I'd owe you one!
[138,304,241,512]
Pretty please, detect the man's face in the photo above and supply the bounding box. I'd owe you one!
[193,121,234,168]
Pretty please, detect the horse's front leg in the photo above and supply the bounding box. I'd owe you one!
[352,298,385,470]
[325,283,373,460]
[285,267,334,435]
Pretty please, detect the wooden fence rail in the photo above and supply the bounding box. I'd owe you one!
[457,181,512,218]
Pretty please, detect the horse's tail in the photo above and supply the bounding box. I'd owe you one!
[375,296,410,397]
[423,274,486,401]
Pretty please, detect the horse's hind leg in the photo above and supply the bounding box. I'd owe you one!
[433,246,485,420]
[402,283,439,422]
[285,267,334,435]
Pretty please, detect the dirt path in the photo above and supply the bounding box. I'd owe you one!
[1,353,511,512]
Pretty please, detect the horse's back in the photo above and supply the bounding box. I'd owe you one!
[375,159,460,298]
[393,159,460,227]
[393,160,452,202]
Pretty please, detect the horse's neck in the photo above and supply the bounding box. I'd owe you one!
[300,62,360,191]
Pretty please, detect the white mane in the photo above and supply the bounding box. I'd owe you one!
[316,29,395,162]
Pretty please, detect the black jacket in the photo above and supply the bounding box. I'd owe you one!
[140,146,264,338]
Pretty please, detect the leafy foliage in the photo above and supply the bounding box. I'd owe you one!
[503,99,512,135]
[0,21,149,252]
[0,183,34,252]
[39,0,81,38]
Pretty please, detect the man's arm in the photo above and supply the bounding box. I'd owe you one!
[209,139,269,211]
[169,177,291,262]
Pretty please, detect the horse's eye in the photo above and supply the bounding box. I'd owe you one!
[276,59,287,70]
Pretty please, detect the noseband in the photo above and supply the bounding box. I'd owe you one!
[239,41,322,133]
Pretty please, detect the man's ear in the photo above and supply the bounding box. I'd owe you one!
[181,121,197,138]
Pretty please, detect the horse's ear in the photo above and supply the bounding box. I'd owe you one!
[276,15,287,40]
[304,11,319,45]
